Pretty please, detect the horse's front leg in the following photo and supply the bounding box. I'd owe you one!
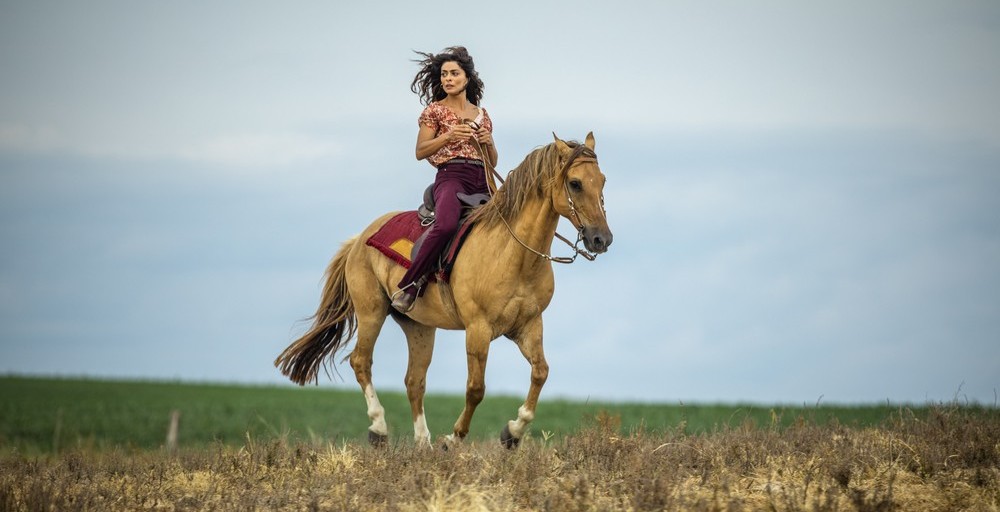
[502,316,548,448]
[450,323,493,441]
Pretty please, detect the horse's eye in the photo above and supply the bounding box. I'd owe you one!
[569,180,583,192]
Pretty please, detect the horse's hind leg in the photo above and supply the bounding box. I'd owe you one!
[349,311,390,446]
[394,316,436,446]
[347,263,392,446]
[502,316,548,448]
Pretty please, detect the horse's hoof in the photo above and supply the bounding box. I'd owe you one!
[439,434,460,451]
[500,424,520,449]
[368,430,388,448]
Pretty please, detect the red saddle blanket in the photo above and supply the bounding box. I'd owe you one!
[365,211,473,281]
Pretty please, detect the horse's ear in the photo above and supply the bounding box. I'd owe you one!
[553,132,571,154]
[584,131,595,151]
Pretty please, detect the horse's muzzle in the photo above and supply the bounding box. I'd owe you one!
[582,226,613,254]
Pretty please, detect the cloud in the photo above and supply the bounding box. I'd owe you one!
[177,132,342,168]
[0,120,343,171]
[0,123,62,153]
[6,1,1000,169]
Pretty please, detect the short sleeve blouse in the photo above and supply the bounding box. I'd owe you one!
[418,103,493,167]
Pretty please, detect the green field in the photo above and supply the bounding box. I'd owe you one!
[0,375,977,453]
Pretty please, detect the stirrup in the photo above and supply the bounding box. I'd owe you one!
[390,284,418,313]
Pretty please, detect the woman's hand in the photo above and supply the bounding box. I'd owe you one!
[447,123,475,143]
[475,126,493,146]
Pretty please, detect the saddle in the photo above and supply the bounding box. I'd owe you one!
[366,184,489,282]
[417,183,490,225]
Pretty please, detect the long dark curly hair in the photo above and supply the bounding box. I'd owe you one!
[411,46,485,106]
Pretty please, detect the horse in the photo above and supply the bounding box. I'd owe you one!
[275,132,612,448]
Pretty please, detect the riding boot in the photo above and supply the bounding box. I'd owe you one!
[391,276,425,313]
[391,287,417,313]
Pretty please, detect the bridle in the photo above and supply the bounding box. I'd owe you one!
[469,124,603,264]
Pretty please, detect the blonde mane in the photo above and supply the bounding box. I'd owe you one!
[473,141,584,228]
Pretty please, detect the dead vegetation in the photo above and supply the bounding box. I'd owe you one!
[1,405,997,511]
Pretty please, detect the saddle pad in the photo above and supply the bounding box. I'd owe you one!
[365,211,426,269]
[365,210,476,281]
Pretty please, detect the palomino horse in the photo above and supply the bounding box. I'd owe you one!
[275,133,612,447]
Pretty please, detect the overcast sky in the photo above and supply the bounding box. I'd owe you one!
[2,1,998,406]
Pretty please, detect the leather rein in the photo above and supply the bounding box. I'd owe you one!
[469,125,602,264]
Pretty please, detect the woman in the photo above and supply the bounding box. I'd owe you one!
[391,46,498,312]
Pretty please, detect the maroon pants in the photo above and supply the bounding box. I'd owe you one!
[398,160,489,290]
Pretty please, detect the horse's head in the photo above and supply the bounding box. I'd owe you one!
[552,132,613,254]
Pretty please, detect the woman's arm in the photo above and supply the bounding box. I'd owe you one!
[415,123,474,161]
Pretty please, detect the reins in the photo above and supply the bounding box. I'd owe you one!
[468,124,600,264]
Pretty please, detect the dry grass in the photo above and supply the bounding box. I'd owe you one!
[1,405,997,511]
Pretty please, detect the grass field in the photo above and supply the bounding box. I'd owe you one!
[0,375,983,453]
[2,376,998,510]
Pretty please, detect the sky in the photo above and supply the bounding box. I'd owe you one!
[1,1,998,406]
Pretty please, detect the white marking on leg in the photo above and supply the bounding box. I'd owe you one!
[363,384,387,436]
[506,405,535,439]
[444,433,462,444]
[413,412,431,446]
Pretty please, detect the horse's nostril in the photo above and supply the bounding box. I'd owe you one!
[593,236,605,250]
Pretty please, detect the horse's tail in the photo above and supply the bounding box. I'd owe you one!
[275,237,359,385]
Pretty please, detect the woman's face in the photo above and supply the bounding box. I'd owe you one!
[440,61,468,96]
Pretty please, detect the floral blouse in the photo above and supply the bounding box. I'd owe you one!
[418,102,493,167]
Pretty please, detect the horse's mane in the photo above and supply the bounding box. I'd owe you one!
[472,140,587,228]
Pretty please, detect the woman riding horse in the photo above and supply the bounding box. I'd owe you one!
[275,47,612,448]
[392,46,498,312]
